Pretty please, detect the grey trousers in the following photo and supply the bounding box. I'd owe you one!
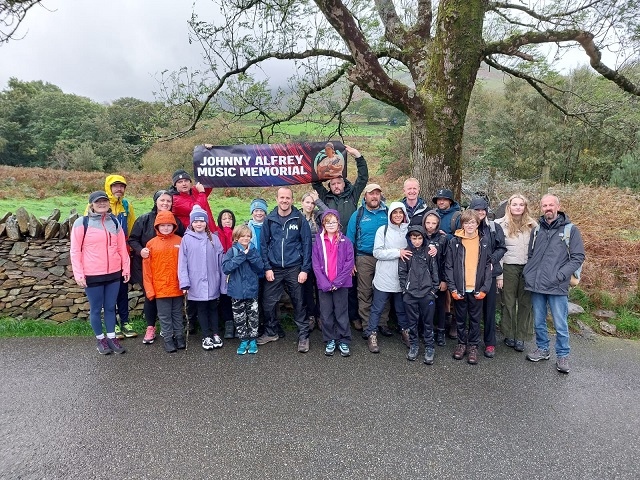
[157,296,184,339]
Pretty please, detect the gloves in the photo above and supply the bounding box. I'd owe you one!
[474,291,486,300]
[451,291,464,301]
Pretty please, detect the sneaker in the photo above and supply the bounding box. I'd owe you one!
[367,333,379,353]
[175,336,186,350]
[114,324,125,340]
[401,329,411,348]
[122,322,138,338]
[298,338,310,353]
[247,339,258,354]
[556,356,570,374]
[339,343,350,357]
[96,338,112,355]
[143,326,156,344]
[237,339,249,355]
[212,334,223,348]
[106,337,126,354]
[504,338,516,348]
[164,338,177,353]
[514,340,525,352]
[224,321,235,339]
[257,333,279,345]
[407,345,419,361]
[202,337,214,350]
[436,330,446,347]
[453,343,466,360]
[467,346,478,365]
[325,340,336,356]
[526,347,550,362]
[484,345,495,358]
[424,347,435,365]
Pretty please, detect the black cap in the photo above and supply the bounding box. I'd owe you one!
[172,169,192,186]
[469,197,489,211]
[432,188,454,204]
[89,191,109,203]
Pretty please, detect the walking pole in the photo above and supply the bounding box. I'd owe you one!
[183,292,189,352]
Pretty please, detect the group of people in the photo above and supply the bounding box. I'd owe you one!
[69,145,585,374]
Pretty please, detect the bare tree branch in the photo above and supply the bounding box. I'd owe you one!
[0,0,46,44]
[373,0,407,46]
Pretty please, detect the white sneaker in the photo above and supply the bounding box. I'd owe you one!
[202,337,214,350]
[212,334,223,348]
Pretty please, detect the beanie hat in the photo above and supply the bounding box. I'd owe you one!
[250,198,268,215]
[172,169,192,186]
[190,205,208,224]
[469,197,489,212]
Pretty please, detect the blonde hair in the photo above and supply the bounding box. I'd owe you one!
[232,224,252,241]
[460,209,480,225]
[504,193,536,237]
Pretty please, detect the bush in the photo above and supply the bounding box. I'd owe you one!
[610,151,640,190]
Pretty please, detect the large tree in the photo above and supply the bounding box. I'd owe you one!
[165,0,640,197]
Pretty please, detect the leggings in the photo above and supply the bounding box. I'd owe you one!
[85,280,120,336]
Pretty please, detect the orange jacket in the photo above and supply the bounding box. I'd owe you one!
[143,211,183,300]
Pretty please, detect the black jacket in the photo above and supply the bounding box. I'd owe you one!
[398,226,439,298]
[444,232,492,295]
[479,220,507,278]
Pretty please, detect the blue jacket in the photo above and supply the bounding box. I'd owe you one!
[222,242,264,299]
[436,201,461,237]
[260,206,312,273]
[178,228,227,301]
[346,201,388,255]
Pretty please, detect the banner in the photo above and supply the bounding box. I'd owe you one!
[193,141,347,188]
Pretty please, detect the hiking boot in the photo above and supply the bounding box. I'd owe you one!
[526,347,550,362]
[436,330,446,347]
[378,325,393,337]
[175,336,186,350]
[143,326,156,344]
[467,346,478,365]
[504,338,516,348]
[122,322,137,338]
[401,329,411,348]
[407,345,419,361]
[484,346,495,358]
[237,339,249,355]
[164,338,177,353]
[367,333,380,353]
[114,324,125,340]
[339,343,350,357]
[308,316,316,332]
[325,340,336,356]
[224,321,235,339]
[247,339,258,354]
[298,338,310,353]
[514,340,525,352]
[106,337,126,354]
[202,337,214,350]
[424,347,435,365]
[447,320,457,340]
[352,319,363,331]
[96,338,112,355]
[453,343,466,360]
[257,333,279,345]
[212,334,223,348]
[556,356,570,374]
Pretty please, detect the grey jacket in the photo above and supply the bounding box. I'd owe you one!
[523,212,585,296]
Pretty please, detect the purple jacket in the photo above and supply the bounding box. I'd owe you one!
[312,230,354,292]
[178,228,227,301]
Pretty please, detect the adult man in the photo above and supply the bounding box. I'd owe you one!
[432,188,461,237]
[104,175,136,338]
[346,184,392,337]
[401,177,428,225]
[257,187,313,352]
[313,144,368,330]
[523,194,585,374]
[169,169,218,233]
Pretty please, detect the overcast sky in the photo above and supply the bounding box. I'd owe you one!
[1,0,207,102]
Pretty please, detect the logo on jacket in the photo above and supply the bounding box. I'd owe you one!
[289,224,299,231]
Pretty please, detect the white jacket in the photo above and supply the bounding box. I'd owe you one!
[372,202,408,292]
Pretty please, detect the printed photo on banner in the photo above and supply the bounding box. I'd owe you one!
[193,141,347,188]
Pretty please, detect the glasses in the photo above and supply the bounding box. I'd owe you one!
[325,221,338,226]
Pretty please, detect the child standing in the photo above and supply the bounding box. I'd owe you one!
[143,211,184,353]
[178,205,227,351]
[312,210,354,357]
[398,225,440,363]
[444,209,492,365]
[217,209,237,339]
[222,225,264,355]
[422,210,449,346]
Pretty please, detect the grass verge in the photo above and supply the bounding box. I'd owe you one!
[0,317,147,338]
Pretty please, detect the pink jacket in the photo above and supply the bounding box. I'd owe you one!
[70,211,130,285]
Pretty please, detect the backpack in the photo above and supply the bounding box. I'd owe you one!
[450,210,462,233]
[81,214,119,252]
[532,222,582,286]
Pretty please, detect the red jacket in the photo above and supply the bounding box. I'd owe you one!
[172,186,218,233]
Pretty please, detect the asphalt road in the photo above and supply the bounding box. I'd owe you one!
[1,330,639,479]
